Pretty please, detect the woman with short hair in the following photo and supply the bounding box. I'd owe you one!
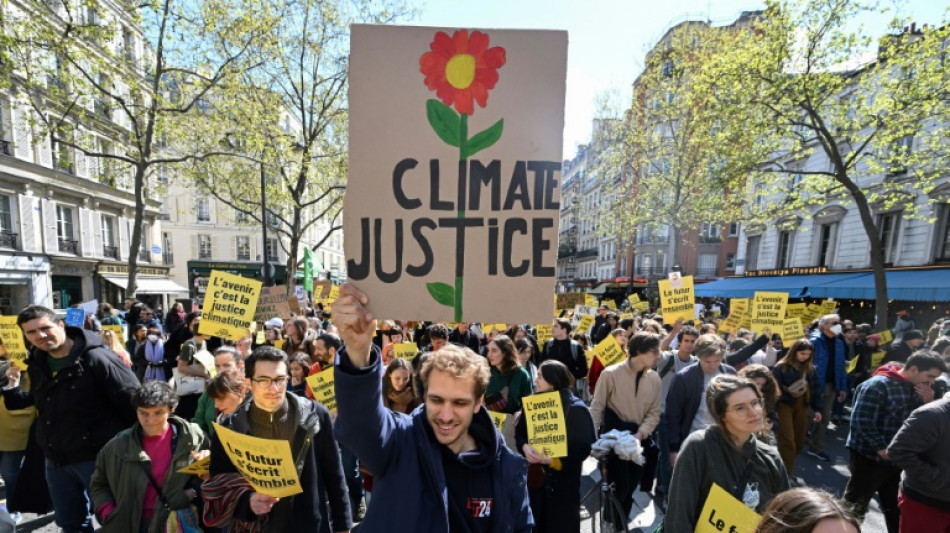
[90,381,208,532]
[665,374,789,532]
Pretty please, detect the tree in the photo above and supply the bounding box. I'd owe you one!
[706,0,950,327]
[182,0,409,294]
[2,0,272,298]
[592,18,753,273]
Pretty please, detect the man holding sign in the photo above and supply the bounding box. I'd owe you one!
[332,283,533,532]
[204,346,352,532]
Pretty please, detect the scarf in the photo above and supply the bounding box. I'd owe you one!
[144,340,166,381]
[202,473,267,532]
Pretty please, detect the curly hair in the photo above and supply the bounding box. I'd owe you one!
[419,344,490,399]
[132,380,179,411]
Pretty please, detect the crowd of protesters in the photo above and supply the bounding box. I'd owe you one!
[0,291,948,533]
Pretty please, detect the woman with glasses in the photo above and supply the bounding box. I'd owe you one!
[665,374,789,532]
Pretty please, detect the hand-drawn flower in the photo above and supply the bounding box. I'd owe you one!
[420,29,507,116]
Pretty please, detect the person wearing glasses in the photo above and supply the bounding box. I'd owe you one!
[202,346,352,533]
[665,374,790,532]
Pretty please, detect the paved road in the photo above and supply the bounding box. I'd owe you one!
[3,418,884,532]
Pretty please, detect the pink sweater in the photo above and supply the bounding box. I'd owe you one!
[141,424,174,520]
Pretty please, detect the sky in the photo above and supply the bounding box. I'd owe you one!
[412,0,949,158]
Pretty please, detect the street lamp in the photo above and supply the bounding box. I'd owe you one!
[223,132,273,287]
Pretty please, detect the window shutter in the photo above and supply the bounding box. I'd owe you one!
[41,199,58,253]
[12,106,32,160]
[79,207,94,257]
[191,235,198,259]
[18,195,40,252]
[231,235,237,260]
[118,216,130,260]
[92,213,103,257]
[34,117,53,168]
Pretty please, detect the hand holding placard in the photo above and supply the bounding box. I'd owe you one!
[523,391,568,458]
[213,423,302,498]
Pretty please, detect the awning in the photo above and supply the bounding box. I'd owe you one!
[101,275,189,295]
[589,283,610,295]
[695,269,950,301]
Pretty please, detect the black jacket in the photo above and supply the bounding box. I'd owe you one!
[208,393,352,532]
[448,328,482,353]
[3,327,139,466]
[540,338,588,381]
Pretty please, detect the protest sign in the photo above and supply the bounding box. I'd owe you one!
[306,367,336,413]
[870,350,887,369]
[535,324,553,346]
[80,299,98,316]
[576,314,595,335]
[846,355,860,374]
[65,308,85,328]
[255,285,292,323]
[802,303,823,325]
[602,300,617,310]
[213,423,302,498]
[658,275,695,324]
[488,411,507,433]
[102,324,123,337]
[0,316,28,370]
[328,285,340,302]
[628,293,641,304]
[392,342,419,359]
[287,296,301,315]
[620,313,635,321]
[585,349,596,374]
[556,293,585,310]
[593,334,626,368]
[585,294,597,308]
[876,329,893,345]
[633,302,649,312]
[345,25,568,324]
[193,349,217,378]
[199,271,262,341]
[819,300,838,316]
[781,318,803,343]
[785,303,805,319]
[523,391,568,458]
[177,456,210,477]
[751,292,788,336]
[719,311,747,334]
[694,483,762,533]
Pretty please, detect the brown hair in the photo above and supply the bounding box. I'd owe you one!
[755,488,859,533]
[777,339,815,374]
[739,364,780,415]
[706,374,762,446]
[488,335,521,373]
[419,344,491,399]
[206,367,246,399]
[694,333,726,359]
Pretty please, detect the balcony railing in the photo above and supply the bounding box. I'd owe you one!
[138,249,151,263]
[103,244,120,260]
[163,252,174,266]
[557,244,576,258]
[0,140,10,156]
[577,248,599,259]
[633,266,671,277]
[0,232,17,249]
[58,238,79,254]
[695,268,719,277]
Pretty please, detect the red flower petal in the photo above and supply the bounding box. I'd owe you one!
[475,68,499,90]
[452,29,470,54]
[454,88,474,115]
[468,31,489,56]
[430,31,456,57]
[419,29,506,116]
[471,82,488,108]
[480,47,506,69]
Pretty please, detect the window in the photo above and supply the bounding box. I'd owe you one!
[198,235,213,259]
[266,211,279,228]
[776,231,793,268]
[56,205,74,240]
[101,214,115,247]
[746,235,761,271]
[236,236,250,261]
[878,213,901,265]
[729,223,739,237]
[817,222,838,268]
[887,136,913,176]
[936,206,950,262]
[235,209,249,223]
[700,223,721,243]
[0,195,12,234]
[266,238,278,261]
[725,253,736,271]
[196,198,210,223]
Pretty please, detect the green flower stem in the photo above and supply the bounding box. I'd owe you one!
[454,113,469,322]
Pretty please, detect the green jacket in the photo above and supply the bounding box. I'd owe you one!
[192,392,216,436]
[90,415,208,532]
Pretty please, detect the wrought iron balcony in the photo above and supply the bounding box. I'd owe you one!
[0,232,17,249]
[103,245,120,260]
[163,252,174,266]
[0,140,10,156]
[58,238,79,254]
[138,249,151,263]
[576,248,599,259]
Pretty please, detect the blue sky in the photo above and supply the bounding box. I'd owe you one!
[413,0,948,157]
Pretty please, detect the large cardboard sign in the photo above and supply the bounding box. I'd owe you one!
[694,483,762,533]
[556,293,586,310]
[0,316,28,370]
[345,25,568,324]
[523,391,568,458]
[213,423,302,498]
[255,285,292,323]
[658,275,695,324]
[199,271,262,340]
[751,292,788,336]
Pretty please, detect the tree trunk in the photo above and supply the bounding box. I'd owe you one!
[844,180,889,328]
[125,163,148,300]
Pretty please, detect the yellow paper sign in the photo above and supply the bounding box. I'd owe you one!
[487,410,507,432]
[577,314,595,334]
[0,316,28,370]
[177,456,210,476]
[819,300,838,316]
[694,483,762,533]
[871,350,887,369]
[802,303,823,325]
[785,303,805,319]
[876,329,894,344]
[628,293,641,304]
[602,300,616,310]
[585,294,597,307]
[213,423,303,498]
[193,349,217,378]
[523,391,568,458]
[585,349,595,375]
[535,324,553,346]
[751,292,788,336]
[255,330,266,345]
[102,324,124,336]
[305,367,336,413]
[392,342,419,360]
[658,276,695,324]
[633,301,649,311]
[328,285,340,301]
[846,355,860,374]
[781,318,803,343]
[620,313,635,321]
[199,270,262,341]
[593,334,626,368]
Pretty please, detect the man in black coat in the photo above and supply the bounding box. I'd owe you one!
[3,305,139,533]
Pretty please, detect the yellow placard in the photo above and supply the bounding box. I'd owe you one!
[876,329,894,345]
[846,355,860,374]
[535,324,553,346]
[487,410,507,433]
[620,313,635,321]
[328,285,340,301]
[751,292,788,336]
[199,270,262,341]
[628,293,641,304]
[392,342,419,360]
[255,330,266,345]
[658,276,695,324]
[577,314,595,334]
[0,316,29,370]
[719,313,743,334]
[819,300,838,316]
[193,349,217,378]
[523,391,568,458]
[602,300,617,310]
[785,303,805,319]
[871,350,887,369]
[177,456,210,476]
[802,303,823,326]
[585,349,595,375]
[212,423,303,498]
[694,483,762,533]
[633,301,649,311]
[593,334,626,368]
[305,367,336,413]
[585,294,597,307]
[102,324,124,336]
[781,318,803,343]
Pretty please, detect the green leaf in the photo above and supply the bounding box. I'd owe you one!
[464,119,503,158]
[426,281,455,307]
[426,100,460,147]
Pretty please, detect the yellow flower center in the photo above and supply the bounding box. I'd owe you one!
[445,54,476,90]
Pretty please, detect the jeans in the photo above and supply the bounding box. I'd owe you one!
[655,414,673,495]
[842,451,901,533]
[0,451,25,511]
[808,383,836,452]
[45,458,96,533]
